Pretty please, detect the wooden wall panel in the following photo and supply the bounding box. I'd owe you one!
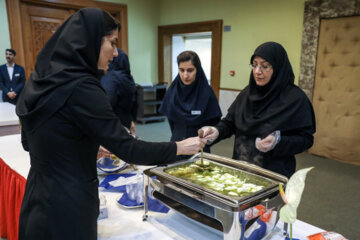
[20,4,72,77]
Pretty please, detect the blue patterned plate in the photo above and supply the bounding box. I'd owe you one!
[97,157,127,173]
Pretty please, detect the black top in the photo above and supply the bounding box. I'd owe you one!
[15,8,177,240]
[18,80,176,239]
[101,48,137,129]
[215,42,316,178]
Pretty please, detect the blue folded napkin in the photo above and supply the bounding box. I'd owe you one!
[100,174,169,213]
[118,191,144,207]
[118,191,170,213]
[147,195,170,213]
[99,173,135,192]
[243,218,267,240]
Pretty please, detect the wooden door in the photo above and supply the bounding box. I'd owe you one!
[309,16,360,165]
[20,4,74,78]
[158,20,223,99]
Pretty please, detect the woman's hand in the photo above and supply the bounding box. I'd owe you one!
[255,131,281,152]
[176,137,207,155]
[130,121,136,135]
[97,145,111,159]
[199,126,219,144]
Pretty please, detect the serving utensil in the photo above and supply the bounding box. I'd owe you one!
[130,164,138,171]
[198,129,205,166]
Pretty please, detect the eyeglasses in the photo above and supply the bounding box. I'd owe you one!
[249,64,272,72]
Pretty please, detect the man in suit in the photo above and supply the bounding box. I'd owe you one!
[0,49,26,104]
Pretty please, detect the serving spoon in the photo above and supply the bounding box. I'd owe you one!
[197,129,209,168]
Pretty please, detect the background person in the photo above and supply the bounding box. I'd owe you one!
[16,8,205,240]
[0,48,26,104]
[101,48,137,134]
[201,42,316,178]
[159,50,222,154]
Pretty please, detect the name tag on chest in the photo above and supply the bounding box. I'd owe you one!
[191,110,201,115]
[15,73,20,77]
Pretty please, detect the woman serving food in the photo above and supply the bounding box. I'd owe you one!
[200,42,316,178]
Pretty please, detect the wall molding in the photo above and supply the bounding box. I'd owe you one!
[220,87,242,92]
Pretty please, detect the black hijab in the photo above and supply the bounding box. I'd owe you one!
[16,8,104,132]
[234,42,315,137]
[101,48,136,111]
[108,48,131,73]
[159,62,222,126]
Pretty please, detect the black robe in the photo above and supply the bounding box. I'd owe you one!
[101,48,137,129]
[15,8,176,240]
[214,42,316,178]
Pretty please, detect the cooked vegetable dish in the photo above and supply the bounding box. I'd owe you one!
[164,160,272,197]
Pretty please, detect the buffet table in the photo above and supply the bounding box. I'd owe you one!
[0,134,325,240]
[0,102,20,136]
[0,135,28,240]
[97,192,324,240]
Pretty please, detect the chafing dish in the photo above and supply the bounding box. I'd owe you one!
[143,152,288,240]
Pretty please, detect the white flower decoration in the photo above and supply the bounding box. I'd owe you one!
[279,167,314,224]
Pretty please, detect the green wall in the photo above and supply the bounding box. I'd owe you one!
[0,0,11,65]
[1,0,307,87]
[159,0,307,89]
[101,0,161,84]
[0,0,161,84]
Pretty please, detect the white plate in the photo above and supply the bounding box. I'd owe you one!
[116,195,144,209]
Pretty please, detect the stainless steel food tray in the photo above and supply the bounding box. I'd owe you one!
[143,152,288,240]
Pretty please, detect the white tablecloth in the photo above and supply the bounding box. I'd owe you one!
[0,134,324,240]
[0,134,29,178]
[98,189,324,240]
[0,102,18,126]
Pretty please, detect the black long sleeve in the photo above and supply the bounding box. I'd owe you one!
[0,73,8,93]
[214,101,237,142]
[68,79,177,165]
[168,119,175,133]
[271,127,314,157]
[20,126,29,152]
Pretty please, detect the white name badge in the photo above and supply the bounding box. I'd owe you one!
[191,110,201,115]
[15,73,20,76]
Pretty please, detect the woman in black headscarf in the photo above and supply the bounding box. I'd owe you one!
[159,51,222,153]
[101,48,137,134]
[16,8,205,240]
[201,42,316,178]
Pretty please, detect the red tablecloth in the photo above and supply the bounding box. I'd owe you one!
[0,157,26,240]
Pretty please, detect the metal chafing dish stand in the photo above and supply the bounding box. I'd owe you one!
[143,153,288,240]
